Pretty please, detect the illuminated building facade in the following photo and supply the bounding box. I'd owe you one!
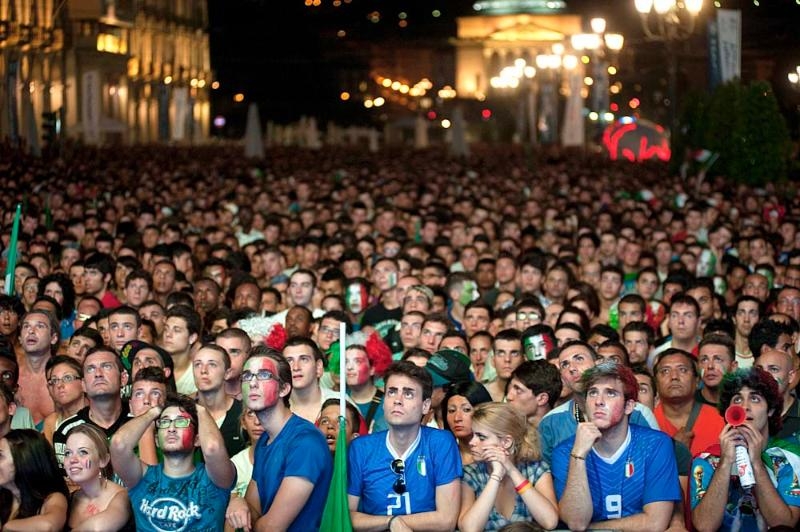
[0,0,210,146]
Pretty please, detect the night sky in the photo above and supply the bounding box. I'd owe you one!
[208,0,800,134]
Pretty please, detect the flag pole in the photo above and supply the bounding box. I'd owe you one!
[4,204,21,296]
[339,322,346,418]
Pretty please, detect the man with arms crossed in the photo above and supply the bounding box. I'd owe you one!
[553,362,681,531]
[348,360,461,531]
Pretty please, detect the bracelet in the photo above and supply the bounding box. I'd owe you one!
[388,515,399,530]
[570,453,586,461]
[489,474,503,482]
[514,479,532,494]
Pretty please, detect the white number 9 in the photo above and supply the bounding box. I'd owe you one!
[605,494,622,519]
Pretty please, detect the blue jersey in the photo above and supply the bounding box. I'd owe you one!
[129,463,232,532]
[348,426,462,516]
[552,424,681,523]
[252,414,333,532]
[539,398,659,464]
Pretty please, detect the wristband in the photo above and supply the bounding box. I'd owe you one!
[514,479,532,494]
[570,452,586,461]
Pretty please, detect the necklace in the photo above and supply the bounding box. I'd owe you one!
[573,401,584,423]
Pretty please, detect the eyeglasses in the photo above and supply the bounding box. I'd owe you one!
[47,374,81,386]
[516,312,541,321]
[390,459,407,494]
[319,326,340,338]
[155,417,193,429]
[240,369,277,382]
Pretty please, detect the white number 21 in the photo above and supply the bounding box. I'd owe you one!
[388,492,411,515]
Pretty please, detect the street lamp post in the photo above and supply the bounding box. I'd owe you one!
[634,0,703,138]
[490,59,537,144]
[571,20,624,143]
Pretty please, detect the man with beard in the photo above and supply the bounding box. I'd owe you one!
[112,393,235,531]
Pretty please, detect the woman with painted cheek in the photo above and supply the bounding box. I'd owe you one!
[458,403,559,532]
[442,382,493,467]
[66,424,133,531]
[0,429,69,531]
[345,348,373,388]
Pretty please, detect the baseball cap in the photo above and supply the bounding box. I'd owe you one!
[425,349,474,388]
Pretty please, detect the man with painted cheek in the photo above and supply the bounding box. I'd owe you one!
[552,363,681,531]
[538,341,661,465]
[230,351,332,532]
[522,324,557,361]
[111,394,236,532]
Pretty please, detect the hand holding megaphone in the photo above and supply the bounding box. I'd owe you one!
[725,405,756,489]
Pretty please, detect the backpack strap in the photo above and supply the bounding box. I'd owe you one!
[365,388,385,429]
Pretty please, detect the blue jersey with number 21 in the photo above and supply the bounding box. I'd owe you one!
[348,426,462,516]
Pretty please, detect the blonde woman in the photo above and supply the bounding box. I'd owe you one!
[65,423,132,531]
[459,402,559,531]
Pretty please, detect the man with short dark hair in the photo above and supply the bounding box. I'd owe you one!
[124,269,152,309]
[214,327,252,399]
[506,359,562,425]
[653,348,725,457]
[160,305,202,395]
[696,333,738,407]
[83,252,121,309]
[108,305,141,359]
[348,361,461,531]
[553,362,681,531]
[53,346,130,474]
[193,343,247,457]
[486,328,524,401]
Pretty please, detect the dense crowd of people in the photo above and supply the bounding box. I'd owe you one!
[1,142,800,531]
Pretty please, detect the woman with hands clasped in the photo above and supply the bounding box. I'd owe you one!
[458,402,559,531]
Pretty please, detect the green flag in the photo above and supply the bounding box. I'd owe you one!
[319,416,353,532]
[4,204,21,296]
